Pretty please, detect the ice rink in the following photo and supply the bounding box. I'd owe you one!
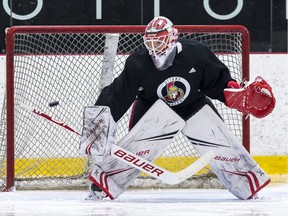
[0,183,287,216]
[0,54,287,216]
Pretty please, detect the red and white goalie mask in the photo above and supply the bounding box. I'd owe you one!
[143,16,179,70]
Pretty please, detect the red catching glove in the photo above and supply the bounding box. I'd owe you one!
[224,76,276,118]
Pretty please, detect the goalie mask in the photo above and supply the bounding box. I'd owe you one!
[143,16,179,70]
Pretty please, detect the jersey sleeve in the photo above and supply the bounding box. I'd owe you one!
[95,56,141,122]
[198,45,234,102]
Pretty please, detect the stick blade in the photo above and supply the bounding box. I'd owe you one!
[176,150,214,183]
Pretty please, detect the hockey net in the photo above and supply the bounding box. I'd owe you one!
[0,25,249,191]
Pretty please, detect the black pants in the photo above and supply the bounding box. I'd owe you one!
[128,97,222,130]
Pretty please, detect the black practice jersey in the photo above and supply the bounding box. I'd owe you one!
[96,39,234,122]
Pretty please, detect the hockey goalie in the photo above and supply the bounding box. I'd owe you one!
[78,16,276,200]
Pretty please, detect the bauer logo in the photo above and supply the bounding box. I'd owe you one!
[113,149,164,177]
[157,76,191,106]
[214,156,240,163]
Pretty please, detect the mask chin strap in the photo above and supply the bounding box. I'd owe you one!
[151,43,177,70]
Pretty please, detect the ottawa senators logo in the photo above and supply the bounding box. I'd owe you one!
[165,82,184,102]
[157,77,190,106]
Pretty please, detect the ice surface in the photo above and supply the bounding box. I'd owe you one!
[0,184,287,216]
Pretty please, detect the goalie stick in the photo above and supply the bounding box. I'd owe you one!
[18,102,214,185]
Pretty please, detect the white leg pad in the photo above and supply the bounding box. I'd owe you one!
[89,99,185,199]
[182,105,270,200]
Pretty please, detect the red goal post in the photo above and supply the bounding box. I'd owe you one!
[1,25,250,191]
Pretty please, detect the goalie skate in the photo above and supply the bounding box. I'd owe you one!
[85,182,108,200]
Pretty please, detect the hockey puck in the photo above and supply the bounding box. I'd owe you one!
[49,101,59,107]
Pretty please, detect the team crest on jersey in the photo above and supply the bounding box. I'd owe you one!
[157,77,190,106]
